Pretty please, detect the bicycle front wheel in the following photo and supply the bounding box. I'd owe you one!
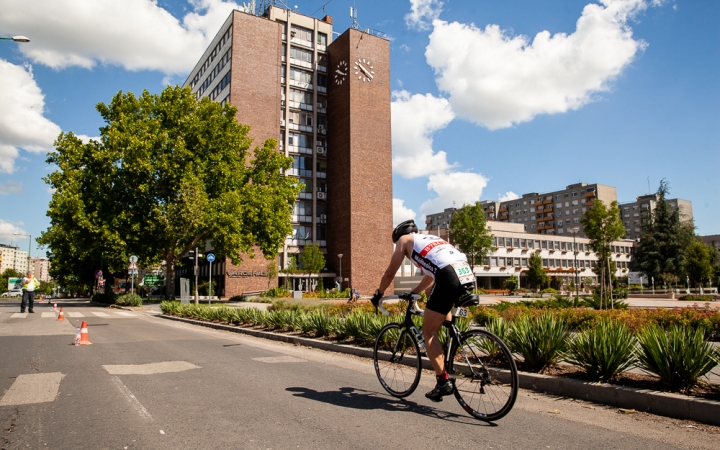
[373,323,422,398]
[449,329,518,421]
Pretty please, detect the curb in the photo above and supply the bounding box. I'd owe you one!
[157,314,720,426]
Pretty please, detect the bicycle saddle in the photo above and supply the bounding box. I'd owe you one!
[457,294,480,307]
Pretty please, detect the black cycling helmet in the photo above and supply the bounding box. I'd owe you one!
[392,219,418,243]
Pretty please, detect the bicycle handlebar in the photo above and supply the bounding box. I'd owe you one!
[377,293,421,316]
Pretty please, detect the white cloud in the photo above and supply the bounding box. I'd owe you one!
[399,44,411,52]
[0,180,23,195]
[0,219,27,242]
[425,0,651,129]
[76,134,100,144]
[420,171,488,217]
[0,60,62,173]
[393,198,417,227]
[405,0,444,31]
[0,0,241,75]
[391,90,454,178]
[499,191,519,202]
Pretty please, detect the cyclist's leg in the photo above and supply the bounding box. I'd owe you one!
[422,309,451,375]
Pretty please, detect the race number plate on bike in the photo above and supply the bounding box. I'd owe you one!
[453,307,469,317]
[451,262,474,285]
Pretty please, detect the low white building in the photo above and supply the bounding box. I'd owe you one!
[396,222,635,291]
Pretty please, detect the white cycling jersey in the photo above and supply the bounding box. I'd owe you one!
[410,234,468,278]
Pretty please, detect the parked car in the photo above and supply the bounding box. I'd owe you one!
[1,290,22,298]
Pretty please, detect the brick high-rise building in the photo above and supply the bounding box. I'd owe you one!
[179,6,393,296]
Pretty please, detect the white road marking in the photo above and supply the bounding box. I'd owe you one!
[41,312,56,318]
[92,312,110,317]
[0,372,65,406]
[252,356,306,364]
[115,312,136,317]
[67,312,85,318]
[10,313,27,319]
[109,375,152,421]
[103,361,200,375]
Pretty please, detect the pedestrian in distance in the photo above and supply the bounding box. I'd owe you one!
[347,286,358,304]
[21,271,40,313]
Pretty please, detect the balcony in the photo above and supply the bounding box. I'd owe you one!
[289,58,313,70]
[290,36,313,49]
[586,200,595,207]
[499,207,507,212]
[289,79,313,90]
[317,86,327,93]
[543,199,552,205]
[537,224,546,230]
[316,215,327,224]
[288,145,313,156]
[316,171,326,179]
[289,101,313,111]
[288,122,313,133]
[585,190,596,198]
[317,103,327,114]
[317,126,327,135]
[316,63,327,73]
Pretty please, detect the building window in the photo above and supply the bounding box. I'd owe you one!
[290,46,313,63]
[317,32,328,46]
[291,25,313,42]
[290,67,312,84]
[293,225,312,240]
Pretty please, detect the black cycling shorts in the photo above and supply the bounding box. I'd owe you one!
[425,265,474,316]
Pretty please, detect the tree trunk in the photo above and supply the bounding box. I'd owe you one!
[165,255,175,300]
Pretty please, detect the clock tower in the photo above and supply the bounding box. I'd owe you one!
[326,28,393,295]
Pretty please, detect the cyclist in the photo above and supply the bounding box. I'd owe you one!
[370,219,475,402]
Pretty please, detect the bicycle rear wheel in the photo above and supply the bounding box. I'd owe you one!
[449,329,518,421]
[373,323,422,398]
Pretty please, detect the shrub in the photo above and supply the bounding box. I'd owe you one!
[541,288,558,295]
[581,294,628,310]
[636,324,720,389]
[678,295,713,302]
[564,320,637,382]
[262,287,291,298]
[507,313,570,372]
[116,293,142,307]
[91,291,116,304]
[478,317,510,358]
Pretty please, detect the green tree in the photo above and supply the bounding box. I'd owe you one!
[301,243,325,292]
[504,275,519,294]
[449,202,493,278]
[683,241,714,288]
[526,252,548,290]
[581,199,625,308]
[266,259,278,290]
[281,254,298,290]
[39,86,300,297]
[630,180,695,286]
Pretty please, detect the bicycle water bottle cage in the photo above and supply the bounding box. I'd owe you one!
[457,294,480,307]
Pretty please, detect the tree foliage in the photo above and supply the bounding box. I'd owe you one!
[526,252,548,289]
[449,202,493,270]
[581,199,625,306]
[39,86,299,296]
[683,240,715,287]
[630,180,695,285]
[301,243,326,275]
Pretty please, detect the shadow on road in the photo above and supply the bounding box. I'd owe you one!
[286,386,496,426]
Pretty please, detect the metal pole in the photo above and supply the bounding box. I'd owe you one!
[194,247,199,305]
[208,259,213,305]
[338,254,343,291]
[27,234,31,274]
[573,234,578,299]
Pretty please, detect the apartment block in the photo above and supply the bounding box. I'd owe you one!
[619,194,693,241]
[424,207,456,240]
[0,244,28,273]
[31,258,51,282]
[179,6,392,296]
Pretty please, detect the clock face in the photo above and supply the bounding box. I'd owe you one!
[334,60,348,85]
[354,58,374,82]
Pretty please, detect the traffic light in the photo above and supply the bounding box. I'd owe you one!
[188,250,195,260]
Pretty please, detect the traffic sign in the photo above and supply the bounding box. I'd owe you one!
[129,255,138,263]
[206,253,215,263]
[95,270,103,278]
[128,262,138,270]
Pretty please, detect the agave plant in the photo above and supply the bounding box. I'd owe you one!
[636,324,720,390]
[507,313,570,372]
[564,320,637,382]
[477,317,510,359]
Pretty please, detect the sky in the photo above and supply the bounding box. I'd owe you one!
[0,0,718,260]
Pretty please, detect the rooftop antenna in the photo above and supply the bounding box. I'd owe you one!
[350,6,359,29]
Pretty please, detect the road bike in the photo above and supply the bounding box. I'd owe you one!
[373,293,519,421]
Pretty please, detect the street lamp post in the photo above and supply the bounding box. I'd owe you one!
[337,254,343,291]
[0,36,30,43]
[13,233,32,274]
[570,228,579,300]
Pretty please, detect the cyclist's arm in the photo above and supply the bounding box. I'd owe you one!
[376,235,412,294]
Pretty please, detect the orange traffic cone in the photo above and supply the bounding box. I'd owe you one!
[57,308,65,321]
[78,321,92,345]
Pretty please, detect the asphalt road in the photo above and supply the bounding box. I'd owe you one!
[1,299,718,449]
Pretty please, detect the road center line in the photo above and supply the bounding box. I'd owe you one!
[109,375,152,421]
[252,356,306,364]
[0,372,65,406]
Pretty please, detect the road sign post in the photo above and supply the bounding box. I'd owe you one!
[206,253,215,304]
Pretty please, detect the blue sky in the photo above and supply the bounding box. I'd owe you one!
[0,0,717,260]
